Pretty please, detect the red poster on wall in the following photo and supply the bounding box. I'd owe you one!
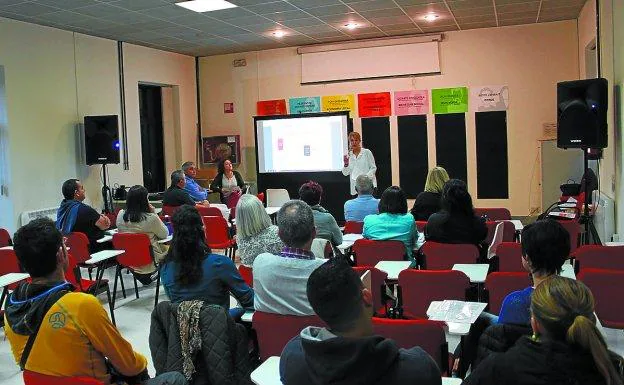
[358,92,392,117]
[257,99,287,116]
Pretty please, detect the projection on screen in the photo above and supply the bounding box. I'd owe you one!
[256,113,349,173]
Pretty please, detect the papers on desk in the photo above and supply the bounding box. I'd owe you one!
[96,235,113,243]
[343,233,364,242]
[427,300,487,324]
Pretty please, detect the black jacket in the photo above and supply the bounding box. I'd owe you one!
[410,192,441,221]
[149,301,254,385]
[280,326,441,385]
[425,210,488,246]
[463,336,624,385]
[473,323,531,369]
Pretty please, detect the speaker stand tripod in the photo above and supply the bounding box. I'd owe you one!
[579,148,601,246]
[101,163,114,214]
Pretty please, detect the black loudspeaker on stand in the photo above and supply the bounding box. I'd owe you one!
[556,78,607,245]
[84,115,121,214]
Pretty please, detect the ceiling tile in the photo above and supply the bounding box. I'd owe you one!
[496,2,539,14]
[73,4,126,18]
[167,12,212,25]
[229,33,272,42]
[138,5,189,19]
[31,10,89,24]
[319,12,359,24]
[33,0,99,9]
[108,0,168,11]
[244,1,299,14]
[367,15,412,25]
[447,0,493,10]
[264,10,311,22]
[420,24,458,32]
[455,14,494,23]
[412,11,455,24]
[498,17,535,26]
[386,29,422,36]
[403,3,450,15]
[0,0,26,5]
[306,4,353,17]
[305,30,348,38]
[498,10,537,21]
[227,0,279,6]
[195,22,251,35]
[99,12,160,25]
[539,8,583,21]
[394,0,444,5]
[225,14,272,26]
[541,0,585,8]
[122,30,166,41]
[69,16,123,30]
[239,21,282,32]
[458,20,497,29]
[288,0,342,8]
[360,8,405,18]
[345,26,382,34]
[349,0,400,12]
[152,25,203,37]
[379,22,418,31]
[294,24,338,34]
[0,1,59,16]
[207,7,256,20]
[280,17,324,28]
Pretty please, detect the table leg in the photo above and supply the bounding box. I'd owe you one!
[0,286,8,310]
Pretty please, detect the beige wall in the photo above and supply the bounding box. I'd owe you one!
[612,0,624,234]
[578,0,597,79]
[199,21,579,215]
[0,17,197,232]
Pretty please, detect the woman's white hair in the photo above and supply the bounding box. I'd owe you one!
[235,194,272,238]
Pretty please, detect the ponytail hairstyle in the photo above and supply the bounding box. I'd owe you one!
[531,276,623,385]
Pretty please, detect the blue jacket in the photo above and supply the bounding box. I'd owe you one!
[344,195,379,222]
[184,175,208,201]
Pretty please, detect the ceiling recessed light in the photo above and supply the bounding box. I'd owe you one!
[344,22,359,30]
[273,30,286,38]
[423,13,439,22]
[175,0,237,13]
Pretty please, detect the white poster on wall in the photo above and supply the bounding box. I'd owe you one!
[472,85,509,112]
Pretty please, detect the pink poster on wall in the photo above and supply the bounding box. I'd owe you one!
[394,90,429,116]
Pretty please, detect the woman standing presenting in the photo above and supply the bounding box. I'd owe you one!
[342,132,377,196]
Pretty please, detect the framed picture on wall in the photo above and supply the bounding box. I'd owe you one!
[202,135,241,165]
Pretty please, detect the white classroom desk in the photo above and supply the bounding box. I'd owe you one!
[508,219,523,231]
[265,207,281,216]
[452,264,489,283]
[374,261,411,280]
[97,235,113,244]
[0,273,30,290]
[241,310,254,323]
[337,233,364,251]
[560,262,576,280]
[250,356,462,385]
[85,249,125,265]
[0,246,13,250]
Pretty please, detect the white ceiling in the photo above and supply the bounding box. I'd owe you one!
[0,0,586,56]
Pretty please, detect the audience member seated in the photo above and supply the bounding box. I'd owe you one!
[56,178,110,249]
[235,194,284,267]
[116,185,169,285]
[253,200,325,316]
[344,175,379,222]
[163,170,204,207]
[182,161,211,203]
[4,218,186,385]
[160,205,253,320]
[410,166,449,221]
[425,179,487,247]
[210,159,245,208]
[299,181,343,246]
[280,258,441,385]
[363,186,418,263]
[463,276,624,385]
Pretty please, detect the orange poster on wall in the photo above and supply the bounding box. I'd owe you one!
[358,92,392,117]
[257,99,287,116]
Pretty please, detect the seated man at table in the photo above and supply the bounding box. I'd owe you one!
[56,179,110,249]
[344,175,379,222]
[280,258,441,385]
[253,200,325,316]
[163,170,210,208]
[4,218,186,385]
[181,161,211,202]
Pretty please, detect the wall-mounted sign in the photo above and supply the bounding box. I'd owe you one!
[224,102,234,113]
[472,85,509,112]
[394,90,429,116]
[289,97,321,114]
[358,92,392,117]
[257,99,287,116]
[431,87,469,114]
[321,94,355,117]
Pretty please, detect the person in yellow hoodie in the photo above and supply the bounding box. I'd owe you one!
[4,218,186,385]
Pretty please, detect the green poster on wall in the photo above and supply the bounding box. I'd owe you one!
[431,87,469,114]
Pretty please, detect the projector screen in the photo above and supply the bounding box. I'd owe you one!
[255,113,349,174]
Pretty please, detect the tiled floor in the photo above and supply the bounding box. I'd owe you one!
[1,268,623,385]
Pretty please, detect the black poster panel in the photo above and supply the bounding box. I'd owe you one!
[398,115,428,198]
[476,111,509,199]
[435,113,467,183]
[362,117,392,196]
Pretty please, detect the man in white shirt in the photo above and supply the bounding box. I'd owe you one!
[342,132,377,196]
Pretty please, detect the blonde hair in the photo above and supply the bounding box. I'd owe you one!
[348,132,361,141]
[424,166,449,193]
[235,194,272,239]
[531,276,623,385]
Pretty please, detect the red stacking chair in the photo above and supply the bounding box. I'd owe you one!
[556,219,580,253]
[256,192,265,204]
[372,318,449,375]
[474,208,511,221]
[112,233,161,308]
[353,266,390,316]
[202,216,236,260]
[343,221,364,234]
[65,253,116,325]
[420,242,479,270]
[238,265,253,288]
[23,370,104,385]
[496,242,524,272]
[196,206,224,217]
[578,268,624,329]
[572,245,624,272]
[485,272,530,315]
[398,270,470,319]
[0,228,12,247]
[104,209,120,229]
[253,311,325,361]
[0,248,23,308]
[415,221,427,233]
[352,239,405,267]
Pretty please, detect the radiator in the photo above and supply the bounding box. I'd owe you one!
[20,206,59,226]
[592,191,615,243]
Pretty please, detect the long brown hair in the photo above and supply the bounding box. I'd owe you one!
[531,276,623,385]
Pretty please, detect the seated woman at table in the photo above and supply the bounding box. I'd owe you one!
[210,159,245,208]
[463,276,624,385]
[425,179,487,248]
[235,194,284,267]
[160,205,254,319]
[116,185,169,285]
[410,166,449,221]
[363,186,418,264]
[299,181,343,247]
